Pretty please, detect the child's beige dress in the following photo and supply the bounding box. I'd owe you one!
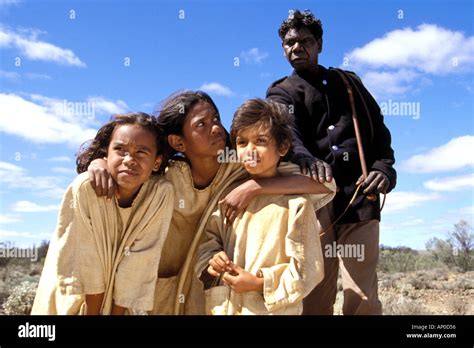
[31,172,174,315]
[195,176,336,315]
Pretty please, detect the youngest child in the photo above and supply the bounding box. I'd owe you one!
[196,99,335,314]
[32,113,174,315]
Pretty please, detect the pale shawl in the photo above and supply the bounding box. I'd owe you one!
[31,172,174,315]
[195,180,335,315]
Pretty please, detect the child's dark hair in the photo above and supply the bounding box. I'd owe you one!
[278,9,323,41]
[230,98,294,160]
[76,112,167,174]
[155,90,230,158]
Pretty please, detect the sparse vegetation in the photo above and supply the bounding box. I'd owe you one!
[0,221,472,315]
[426,220,473,272]
[0,241,47,315]
[2,280,38,315]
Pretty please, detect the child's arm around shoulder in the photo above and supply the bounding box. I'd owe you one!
[219,162,336,224]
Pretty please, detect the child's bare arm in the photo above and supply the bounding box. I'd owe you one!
[85,293,105,315]
[220,174,332,224]
[111,303,127,315]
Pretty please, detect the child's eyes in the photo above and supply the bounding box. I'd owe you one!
[114,147,149,156]
[257,138,267,144]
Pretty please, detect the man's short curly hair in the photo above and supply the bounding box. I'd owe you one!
[278,9,323,41]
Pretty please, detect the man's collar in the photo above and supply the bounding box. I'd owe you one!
[292,65,328,83]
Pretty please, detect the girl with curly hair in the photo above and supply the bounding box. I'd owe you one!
[32,113,174,315]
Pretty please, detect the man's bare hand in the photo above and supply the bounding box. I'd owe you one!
[356,170,389,195]
[295,156,333,183]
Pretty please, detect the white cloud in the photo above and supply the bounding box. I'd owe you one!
[345,24,474,97]
[0,93,96,146]
[0,214,20,224]
[383,191,440,214]
[87,96,128,115]
[424,173,474,192]
[431,205,474,231]
[401,135,474,173]
[0,70,51,82]
[456,206,474,225]
[0,93,129,147]
[361,69,423,97]
[25,72,51,80]
[51,166,75,175]
[47,156,72,162]
[199,82,234,97]
[11,200,58,213]
[0,229,47,240]
[0,26,86,67]
[0,161,66,199]
[458,205,474,217]
[240,48,269,64]
[0,69,20,81]
[0,0,20,7]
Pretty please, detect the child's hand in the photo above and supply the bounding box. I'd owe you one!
[219,180,262,226]
[222,262,263,293]
[207,251,231,277]
[88,158,117,199]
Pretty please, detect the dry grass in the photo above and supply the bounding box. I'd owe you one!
[333,269,473,315]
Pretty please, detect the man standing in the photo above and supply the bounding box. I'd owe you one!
[267,10,396,315]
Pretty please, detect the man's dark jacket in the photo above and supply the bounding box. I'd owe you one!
[267,65,396,224]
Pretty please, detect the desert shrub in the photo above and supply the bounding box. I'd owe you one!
[451,276,474,290]
[379,246,420,273]
[426,220,473,272]
[2,280,38,315]
[448,297,470,315]
[381,292,431,315]
[378,272,404,289]
[4,267,38,289]
[379,246,447,273]
[409,273,435,290]
[426,238,457,268]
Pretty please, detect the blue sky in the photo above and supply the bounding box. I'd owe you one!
[0,0,473,249]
